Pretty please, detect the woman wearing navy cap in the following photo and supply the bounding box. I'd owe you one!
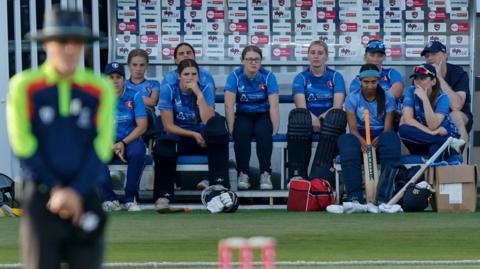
[336,64,400,212]
[224,45,280,190]
[399,64,461,159]
[153,59,230,211]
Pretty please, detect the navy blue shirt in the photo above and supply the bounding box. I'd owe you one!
[224,67,279,113]
[292,67,345,117]
[445,63,471,118]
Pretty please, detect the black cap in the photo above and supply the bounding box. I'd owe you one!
[104,62,125,77]
[26,7,99,42]
[420,41,446,56]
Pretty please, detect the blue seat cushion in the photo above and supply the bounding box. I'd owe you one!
[177,155,208,165]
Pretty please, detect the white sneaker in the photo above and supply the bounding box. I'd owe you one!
[260,172,273,190]
[102,200,122,212]
[326,204,344,214]
[196,179,210,190]
[379,203,403,213]
[237,172,250,190]
[125,201,141,212]
[343,201,367,214]
[367,203,379,214]
[155,198,170,212]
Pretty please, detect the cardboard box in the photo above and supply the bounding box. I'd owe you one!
[429,165,477,212]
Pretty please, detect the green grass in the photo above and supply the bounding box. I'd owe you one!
[1,210,480,268]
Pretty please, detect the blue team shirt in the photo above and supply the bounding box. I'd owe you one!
[345,90,396,138]
[349,67,403,94]
[158,82,214,131]
[402,85,456,134]
[224,67,279,113]
[292,67,346,117]
[162,67,216,92]
[125,79,160,107]
[116,88,147,142]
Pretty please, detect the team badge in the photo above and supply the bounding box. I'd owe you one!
[126,101,133,109]
[327,80,334,88]
[259,83,266,91]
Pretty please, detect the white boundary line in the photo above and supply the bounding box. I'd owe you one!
[2,260,480,268]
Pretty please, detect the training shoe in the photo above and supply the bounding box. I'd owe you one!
[155,198,170,212]
[196,179,210,190]
[343,201,367,214]
[379,203,404,213]
[326,204,344,214]
[367,202,379,214]
[102,200,122,212]
[237,172,250,190]
[260,172,273,190]
[125,201,141,212]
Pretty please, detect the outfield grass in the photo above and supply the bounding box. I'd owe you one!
[1,210,479,268]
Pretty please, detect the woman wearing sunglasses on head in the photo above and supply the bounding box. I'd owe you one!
[399,64,461,160]
[336,64,400,211]
[224,45,280,190]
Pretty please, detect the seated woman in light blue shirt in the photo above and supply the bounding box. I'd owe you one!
[224,45,280,191]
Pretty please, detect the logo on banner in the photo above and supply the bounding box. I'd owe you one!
[229,47,241,55]
[279,0,285,5]
[456,36,463,43]
[345,36,352,43]
[212,23,219,30]
[389,0,397,6]
[167,0,174,5]
[301,11,308,18]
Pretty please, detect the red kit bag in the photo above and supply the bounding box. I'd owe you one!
[287,178,336,211]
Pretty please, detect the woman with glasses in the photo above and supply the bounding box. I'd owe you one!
[287,40,346,180]
[153,59,230,211]
[335,64,400,212]
[399,64,460,160]
[224,45,280,190]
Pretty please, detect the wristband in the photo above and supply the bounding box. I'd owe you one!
[121,140,127,147]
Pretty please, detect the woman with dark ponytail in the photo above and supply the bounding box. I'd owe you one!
[334,64,401,212]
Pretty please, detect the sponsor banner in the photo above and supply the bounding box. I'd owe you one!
[384,0,404,9]
[117,46,132,57]
[405,47,423,57]
[361,23,380,33]
[317,10,336,20]
[383,35,403,45]
[251,0,270,7]
[405,22,425,33]
[162,22,181,32]
[385,47,402,58]
[296,8,315,20]
[339,10,359,21]
[295,45,309,58]
[161,47,175,57]
[427,0,446,7]
[272,8,292,19]
[184,21,203,31]
[362,0,380,8]
[207,22,225,32]
[317,34,336,44]
[317,22,336,33]
[228,22,248,32]
[228,10,247,19]
[338,0,358,8]
[228,0,247,5]
[184,0,202,7]
[383,10,401,20]
[207,0,225,4]
[183,35,203,45]
[139,23,159,33]
[228,35,248,45]
[384,23,403,32]
[406,0,425,8]
[117,22,137,32]
[449,22,469,32]
[294,0,313,8]
[448,0,468,8]
[162,35,181,44]
[427,9,447,21]
[339,35,360,45]
[206,10,224,20]
[449,47,469,57]
[186,9,201,19]
[272,47,292,57]
[295,35,314,45]
[116,34,137,45]
[361,34,381,45]
[338,46,358,57]
[139,34,158,44]
[428,22,446,33]
[316,0,336,7]
[193,47,203,57]
[251,23,270,32]
[362,10,380,21]
[274,0,291,7]
[250,10,270,18]
[295,22,314,32]
[162,9,180,19]
[405,10,424,20]
[118,0,137,5]
[272,35,292,44]
[140,46,158,57]
[450,35,469,45]
[250,35,270,45]
[450,10,469,20]
[162,0,180,6]
[428,35,447,44]
[339,22,358,32]
[227,46,243,57]
[117,10,137,19]
[405,35,425,45]
[272,22,292,32]
[206,35,225,45]
[206,47,225,57]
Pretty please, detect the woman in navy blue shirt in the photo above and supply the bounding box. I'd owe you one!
[224,45,280,190]
[399,63,460,160]
[153,59,229,211]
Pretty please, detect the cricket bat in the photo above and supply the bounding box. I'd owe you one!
[363,109,378,203]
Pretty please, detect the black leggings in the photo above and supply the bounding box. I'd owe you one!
[233,112,273,174]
